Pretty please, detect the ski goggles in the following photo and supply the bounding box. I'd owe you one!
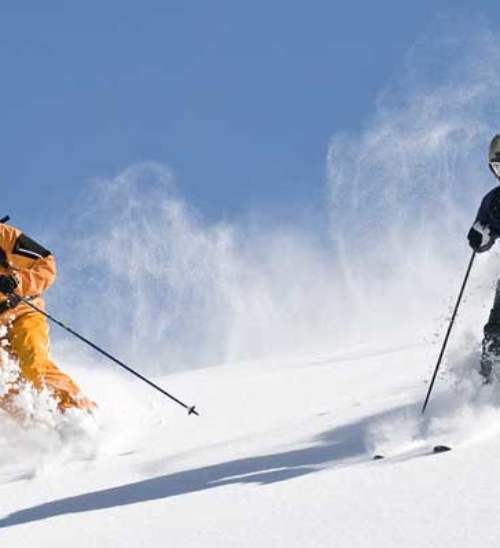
[490,161,500,178]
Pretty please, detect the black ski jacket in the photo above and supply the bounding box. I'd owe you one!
[474,186,500,235]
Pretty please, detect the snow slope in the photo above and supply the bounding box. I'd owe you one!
[0,337,499,548]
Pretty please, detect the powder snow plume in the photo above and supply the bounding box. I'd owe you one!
[326,22,500,349]
[43,20,500,376]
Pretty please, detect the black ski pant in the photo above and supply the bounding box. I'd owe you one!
[481,278,500,380]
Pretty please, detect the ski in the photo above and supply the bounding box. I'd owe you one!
[372,444,452,461]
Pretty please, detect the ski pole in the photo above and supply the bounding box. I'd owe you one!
[422,250,476,414]
[15,295,199,417]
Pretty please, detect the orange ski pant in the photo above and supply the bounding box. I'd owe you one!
[0,311,95,412]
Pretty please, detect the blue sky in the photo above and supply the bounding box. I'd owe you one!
[0,1,482,233]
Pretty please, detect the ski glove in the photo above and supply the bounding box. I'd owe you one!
[468,222,495,253]
[0,274,18,295]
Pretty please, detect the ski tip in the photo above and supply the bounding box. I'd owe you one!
[372,454,385,460]
[432,445,451,454]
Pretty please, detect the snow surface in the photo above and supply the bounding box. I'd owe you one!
[1,337,499,548]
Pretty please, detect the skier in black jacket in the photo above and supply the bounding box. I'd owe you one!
[468,134,500,381]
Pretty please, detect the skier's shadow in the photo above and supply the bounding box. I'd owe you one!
[0,404,415,529]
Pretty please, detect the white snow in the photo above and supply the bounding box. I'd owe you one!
[0,336,498,548]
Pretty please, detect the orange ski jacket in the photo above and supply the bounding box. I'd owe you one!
[0,223,55,325]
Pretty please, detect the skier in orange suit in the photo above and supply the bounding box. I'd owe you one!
[0,220,95,417]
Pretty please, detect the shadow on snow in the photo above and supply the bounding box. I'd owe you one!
[0,404,416,528]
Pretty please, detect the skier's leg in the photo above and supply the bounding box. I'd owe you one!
[7,312,96,411]
[0,332,24,419]
[481,278,500,382]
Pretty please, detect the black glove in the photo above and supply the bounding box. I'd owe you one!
[468,222,495,253]
[0,275,18,295]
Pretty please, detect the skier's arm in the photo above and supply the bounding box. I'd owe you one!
[468,189,500,253]
[9,233,56,296]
